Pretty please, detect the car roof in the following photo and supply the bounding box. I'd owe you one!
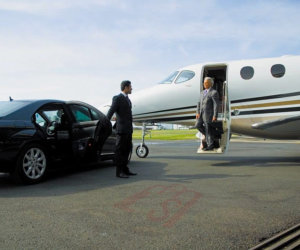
[1,99,102,121]
[1,99,65,120]
[65,100,100,110]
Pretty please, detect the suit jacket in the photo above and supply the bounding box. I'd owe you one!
[197,88,219,123]
[107,93,133,134]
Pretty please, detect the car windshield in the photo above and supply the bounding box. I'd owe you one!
[159,71,179,84]
[0,101,30,117]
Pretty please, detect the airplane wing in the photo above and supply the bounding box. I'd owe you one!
[252,115,300,130]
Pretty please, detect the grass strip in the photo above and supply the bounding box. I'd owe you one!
[132,129,198,140]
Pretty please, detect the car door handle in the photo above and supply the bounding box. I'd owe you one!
[73,128,80,133]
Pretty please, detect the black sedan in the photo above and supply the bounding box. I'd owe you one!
[0,99,120,184]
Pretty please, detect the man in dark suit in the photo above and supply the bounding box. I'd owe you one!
[196,77,219,151]
[107,80,137,178]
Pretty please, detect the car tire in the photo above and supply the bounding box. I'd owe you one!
[13,143,48,184]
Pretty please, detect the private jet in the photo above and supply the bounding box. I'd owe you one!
[102,55,300,157]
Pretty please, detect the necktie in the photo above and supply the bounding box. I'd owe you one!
[204,89,208,96]
[126,96,131,107]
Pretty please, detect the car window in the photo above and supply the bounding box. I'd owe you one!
[34,113,47,127]
[42,110,62,122]
[34,106,66,129]
[69,105,92,122]
[90,108,101,120]
[0,101,30,117]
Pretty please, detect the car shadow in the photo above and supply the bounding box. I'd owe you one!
[0,156,250,197]
[0,160,166,197]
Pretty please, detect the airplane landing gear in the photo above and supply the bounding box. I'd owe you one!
[136,122,150,158]
[136,144,149,158]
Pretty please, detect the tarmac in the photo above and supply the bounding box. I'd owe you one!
[0,138,299,249]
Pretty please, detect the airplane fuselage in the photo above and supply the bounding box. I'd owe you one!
[130,55,300,140]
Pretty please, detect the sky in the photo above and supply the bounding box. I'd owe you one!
[0,0,300,107]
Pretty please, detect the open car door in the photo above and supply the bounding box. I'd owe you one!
[198,64,231,154]
[68,104,112,161]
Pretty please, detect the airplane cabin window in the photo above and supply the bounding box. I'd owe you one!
[271,64,285,78]
[159,71,179,84]
[175,70,195,84]
[240,66,254,80]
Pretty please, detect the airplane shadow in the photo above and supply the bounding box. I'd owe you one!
[149,155,300,168]
[211,156,300,167]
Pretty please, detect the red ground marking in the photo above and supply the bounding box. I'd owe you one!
[114,184,202,228]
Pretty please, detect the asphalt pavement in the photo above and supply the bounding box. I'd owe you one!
[0,138,299,249]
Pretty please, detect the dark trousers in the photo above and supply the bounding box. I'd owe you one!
[196,116,215,148]
[115,133,132,175]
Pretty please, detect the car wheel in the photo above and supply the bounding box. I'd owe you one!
[13,144,48,184]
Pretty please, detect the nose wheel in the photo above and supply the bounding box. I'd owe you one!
[135,122,151,158]
[136,144,149,158]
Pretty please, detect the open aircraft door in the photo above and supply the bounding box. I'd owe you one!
[198,64,231,154]
[217,80,231,153]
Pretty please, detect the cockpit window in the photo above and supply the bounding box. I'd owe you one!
[159,71,179,84]
[175,70,195,84]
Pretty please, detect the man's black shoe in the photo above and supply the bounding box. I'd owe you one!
[203,146,214,151]
[126,171,137,176]
[116,173,129,178]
